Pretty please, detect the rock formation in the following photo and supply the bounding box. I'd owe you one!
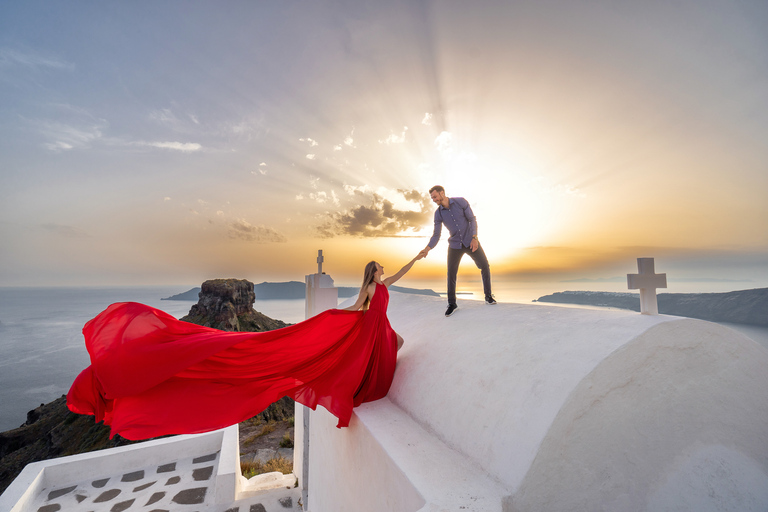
[180,278,288,331]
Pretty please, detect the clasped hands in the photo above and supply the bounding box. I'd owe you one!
[418,238,478,258]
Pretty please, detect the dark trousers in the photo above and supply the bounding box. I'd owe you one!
[447,243,492,306]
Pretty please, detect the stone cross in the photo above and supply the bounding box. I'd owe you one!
[317,250,324,274]
[627,257,667,315]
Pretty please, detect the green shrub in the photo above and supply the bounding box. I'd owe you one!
[240,456,293,478]
[279,432,293,448]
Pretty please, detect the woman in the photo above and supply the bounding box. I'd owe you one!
[67,254,423,440]
[343,256,422,351]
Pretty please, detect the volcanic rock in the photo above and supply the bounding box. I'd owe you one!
[180,278,288,331]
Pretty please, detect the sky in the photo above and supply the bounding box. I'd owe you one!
[1,0,767,291]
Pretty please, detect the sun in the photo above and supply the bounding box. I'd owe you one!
[430,151,567,262]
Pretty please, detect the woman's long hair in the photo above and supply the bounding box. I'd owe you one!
[359,261,378,311]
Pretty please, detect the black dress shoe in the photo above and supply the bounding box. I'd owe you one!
[445,304,458,317]
[485,295,497,305]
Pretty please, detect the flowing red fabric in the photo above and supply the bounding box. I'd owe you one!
[67,283,398,440]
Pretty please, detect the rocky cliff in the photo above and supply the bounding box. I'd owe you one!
[535,287,768,326]
[180,278,288,331]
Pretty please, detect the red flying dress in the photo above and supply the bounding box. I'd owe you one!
[67,282,398,440]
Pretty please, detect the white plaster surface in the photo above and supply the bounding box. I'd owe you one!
[308,405,426,512]
[646,445,768,512]
[385,293,674,492]
[305,272,337,319]
[307,397,510,512]
[507,318,768,511]
[327,292,768,511]
[1,425,300,512]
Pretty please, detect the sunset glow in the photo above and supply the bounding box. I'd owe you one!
[1,1,766,293]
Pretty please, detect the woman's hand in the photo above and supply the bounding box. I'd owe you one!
[383,254,422,287]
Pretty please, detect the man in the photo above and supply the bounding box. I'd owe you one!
[418,185,495,317]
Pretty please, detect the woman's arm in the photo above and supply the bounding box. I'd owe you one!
[382,254,423,288]
[342,287,370,311]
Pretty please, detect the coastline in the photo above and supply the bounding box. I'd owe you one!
[2,281,767,432]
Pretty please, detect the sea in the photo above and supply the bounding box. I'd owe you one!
[1,281,766,432]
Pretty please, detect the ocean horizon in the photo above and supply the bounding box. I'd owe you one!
[1,279,766,432]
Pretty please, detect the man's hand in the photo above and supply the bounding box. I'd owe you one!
[470,238,479,252]
[418,248,430,259]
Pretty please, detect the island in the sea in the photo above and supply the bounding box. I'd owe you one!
[534,287,768,327]
[163,281,441,301]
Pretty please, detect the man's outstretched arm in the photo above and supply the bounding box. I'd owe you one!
[422,210,442,257]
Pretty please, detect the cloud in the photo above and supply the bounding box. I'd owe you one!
[36,119,105,151]
[300,137,319,147]
[149,108,179,125]
[318,188,432,238]
[249,163,268,175]
[40,223,91,238]
[232,121,255,135]
[343,184,372,196]
[333,145,342,151]
[309,190,340,206]
[343,129,356,148]
[310,191,328,203]
[422,113,433,125]
[434,131,453,153]
[0,47,74,71]
[226,117,267,141]
[140,141,202,152]
[379,126,408,145]
[306,154,316,160]
[151,108,203,131]
[228,219,287,243]
[299,176,341,205]
[44,141,74,151]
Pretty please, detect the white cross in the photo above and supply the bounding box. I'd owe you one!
[627,258,667,315]
[317,249,324,274]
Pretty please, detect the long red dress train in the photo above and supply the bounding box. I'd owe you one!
[66,283,398,440]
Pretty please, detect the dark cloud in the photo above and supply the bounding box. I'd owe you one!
[319,188,432,238]
[228,220,287,243]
